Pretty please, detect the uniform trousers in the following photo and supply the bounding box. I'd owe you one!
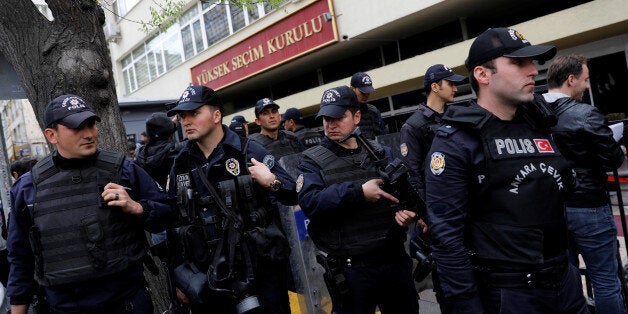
[478,263,588,314]
[335,255,419,314]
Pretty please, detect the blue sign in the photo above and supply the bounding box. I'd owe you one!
[293,209,309,241]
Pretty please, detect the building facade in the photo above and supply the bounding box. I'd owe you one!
[103,0,628,138]
[0,100,49,162]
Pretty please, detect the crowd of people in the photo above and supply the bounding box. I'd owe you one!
[0,26,625,314]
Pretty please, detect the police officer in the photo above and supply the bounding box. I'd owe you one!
[281,107,322,149]
[230,115,249,137]
[10,157,39,181]
[166,85,297,313]
[400,64,466,313]
[400,64,466,199]
[425,28,587,313]
[0,157,39,290]
[297,85,419,314]
[250,98,303,159]
[135,112,181,190]
[135,112,183,244]
[7,94,172,313]
[349,72,386,140]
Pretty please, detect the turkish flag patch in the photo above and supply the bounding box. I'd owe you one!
[534,139,554,153]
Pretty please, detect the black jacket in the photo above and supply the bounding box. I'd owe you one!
[135,140,184,189]
[548,96,625,207]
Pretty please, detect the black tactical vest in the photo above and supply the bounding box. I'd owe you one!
[30,151,146,286]
[302,142,401,256]
[468,117,571,266]
[405,104,442,154]
[357,104,379,140]
[249,130,302,158]
[295,127,322,148]
[172,141,277,240]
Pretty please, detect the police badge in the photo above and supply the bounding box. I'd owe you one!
[263,154,275,169]
[430,152,445,175]
[225,158,240,176]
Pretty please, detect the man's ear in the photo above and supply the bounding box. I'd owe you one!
[431,82,440,93]
[44,128,58,144]
[474,66,491,86]
[213,108,222,124]
[566,74,577,87]
[354,110,361,125]
[254,117,261,126]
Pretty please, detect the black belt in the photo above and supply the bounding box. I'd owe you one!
[477,262,568,289]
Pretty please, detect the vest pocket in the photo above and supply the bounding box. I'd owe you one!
[81,213,106,268]
[244,223,290,262]
[178,224,212,266]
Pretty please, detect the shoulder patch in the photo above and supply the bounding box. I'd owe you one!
[263,154,275,168]
[400,143,408,157]
[296,174,304,193]
[430,152,445,175]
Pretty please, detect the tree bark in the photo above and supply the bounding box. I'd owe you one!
[0,0,126,152]
[0,2,171,312]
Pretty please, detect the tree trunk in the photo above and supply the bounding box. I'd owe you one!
[0,0,126,152]
[0,2,171,312]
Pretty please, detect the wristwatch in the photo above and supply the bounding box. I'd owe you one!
[269,176,283,192]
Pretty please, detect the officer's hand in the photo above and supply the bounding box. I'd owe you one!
[249,158,276,188]
[395,210,418,227]
[417,218,428,233]
[102,182,143,216]
[176,287,190,304]
[362,179,399,203]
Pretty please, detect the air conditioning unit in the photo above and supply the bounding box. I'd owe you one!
[103,22,121,43]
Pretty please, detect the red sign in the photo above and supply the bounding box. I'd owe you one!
[191,0,338,90]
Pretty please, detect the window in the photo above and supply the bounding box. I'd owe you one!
[112,0,139,19]
[204,4,229,46]
[163,29,184,70]
[231,4,248,33]
[247,4,261,22]
[112,0,126,18]
[134,55,150,87]
[120,0,281,95]
[192,20,204,54]
[122,67,136,93]
[181,27,195,60]
[180,6,205,60]
[181,22,204,60]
